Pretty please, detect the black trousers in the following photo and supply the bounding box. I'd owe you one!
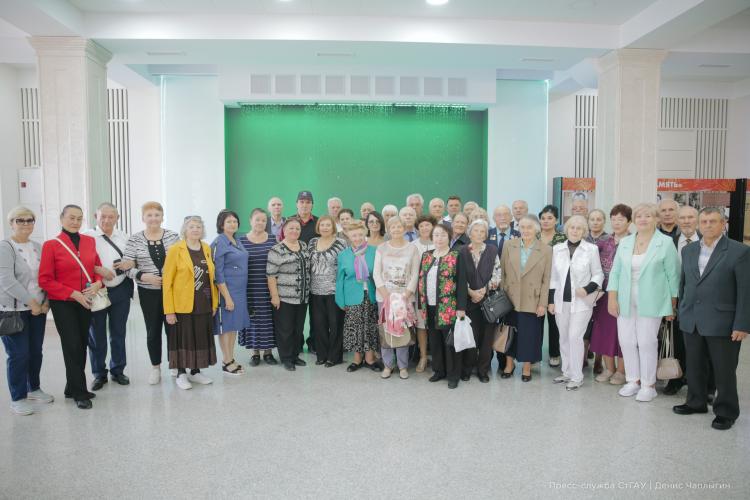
[467,307,496,377]
[310,294,343,363]
[427,306,461,381]
[274,302,307,363]
[138,287,167,366]
[303,302,316,352]
[684,330,741,420]
[50,300,92,400]
[547,311,560,357]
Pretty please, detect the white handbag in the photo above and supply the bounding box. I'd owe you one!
[54,238,111,312]
[657,320,683,381]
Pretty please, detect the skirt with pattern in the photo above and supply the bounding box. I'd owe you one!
[342,293,379,353]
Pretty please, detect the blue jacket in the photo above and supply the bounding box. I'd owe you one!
[335,245,377,308]
[607,231,679,318]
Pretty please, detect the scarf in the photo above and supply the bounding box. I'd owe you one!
[352,242,370,283]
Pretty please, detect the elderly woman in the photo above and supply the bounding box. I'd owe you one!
[586,209,609,244]
[469,207,490,225]
[381,204,398,229]
[608,203,679,403]
[412,215,437,372]
[548,216,604,390]
[238,208,278,366]
[336,220,381,372]
[373,216,421,380]
[501,215,552,382]
[267,218,311,371]
[163,216,218,390]
[365,211,385,247]
[211,210,250,376]
[309,216,347,367]
[122,201,180,384]
[1,207,52,415]
[449,212,470,250]
[39,205,104,409]
[456,220,501,383]
[418,223,466,388]
[360,202,375,221]
[462,201,479,219]
[539,205,566,368]
[591,204,631,385]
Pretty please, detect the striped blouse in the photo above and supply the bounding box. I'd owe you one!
[123,229,180,290]
[266,241,311,304]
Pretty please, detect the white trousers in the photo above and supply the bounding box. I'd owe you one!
[616,305,662,386]
[554,303,592,383]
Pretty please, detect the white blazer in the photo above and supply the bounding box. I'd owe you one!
[550,239,604,313]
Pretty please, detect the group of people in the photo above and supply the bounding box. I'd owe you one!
[1,192,747,431]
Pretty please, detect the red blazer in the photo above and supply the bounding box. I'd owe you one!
[39,232,103,301]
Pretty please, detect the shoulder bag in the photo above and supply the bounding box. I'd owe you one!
[657,320,683,381]
[0,241,25,336]
[481,288,513,324]
[54,238,111,312]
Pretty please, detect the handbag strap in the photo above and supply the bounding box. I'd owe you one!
[101,233,124,258]
[54,237,93,283]
[4,241,17,309]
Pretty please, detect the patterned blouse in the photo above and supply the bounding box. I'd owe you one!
[123,229,180,290]
[596,234,627,287]
[417,250,461,328]
[308,237,346,296]
[540,231,567,247]
[266,241,311,304]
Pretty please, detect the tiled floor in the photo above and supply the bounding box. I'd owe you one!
[1,306,748,499]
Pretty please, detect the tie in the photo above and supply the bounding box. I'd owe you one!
[498,232,505,248]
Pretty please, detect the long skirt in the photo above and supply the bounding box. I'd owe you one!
[590,294,622,357]
[343,293,379,353]
[508,311,544,363]
[168,313,217,369]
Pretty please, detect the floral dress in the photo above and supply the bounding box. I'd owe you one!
[417,250,461,329]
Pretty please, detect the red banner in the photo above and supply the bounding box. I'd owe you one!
[657,178,736,192]
[561,178,596,191]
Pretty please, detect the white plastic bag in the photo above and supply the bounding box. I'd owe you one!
[453,316,475,352]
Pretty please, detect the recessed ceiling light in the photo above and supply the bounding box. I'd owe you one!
[426,0,450,6]
[146,51,187,56]
[521,57,556,63]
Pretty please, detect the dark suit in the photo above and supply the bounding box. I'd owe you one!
[679,236,750,420]
[485,227,519,367]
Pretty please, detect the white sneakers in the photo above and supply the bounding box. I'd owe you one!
[27,389,54,403]
[595,370,614,383]
[170,369,178,377]
[565,380,583,391]
[619,382,641,397]
[381,367,392,379]
[10,399,34,416]
[399,368,409,380]
[549,357,561,367]
[636,387,658,402]
[176,374,192,390]
[148,367,161,385]
[553,375,570,384]
[187,372,213,385]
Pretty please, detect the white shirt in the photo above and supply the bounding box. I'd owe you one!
[677,232,699,262]
[630,252,645,302]
[698,235,721,276]
[83,227,130,288]
[426,262,439,306]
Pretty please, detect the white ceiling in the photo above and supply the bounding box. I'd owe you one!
[68,0,657,24]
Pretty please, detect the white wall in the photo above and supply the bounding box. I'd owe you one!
[160,75,225,232]
[547,92,576,202]
[726,94,750,179]
[0,64,27,239]
[487,79,548,215]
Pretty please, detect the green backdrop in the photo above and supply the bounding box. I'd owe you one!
[225,105,487,220]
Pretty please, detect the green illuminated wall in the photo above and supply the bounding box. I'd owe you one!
[225,105,487,219]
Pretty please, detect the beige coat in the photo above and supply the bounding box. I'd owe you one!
[500,238,552,314]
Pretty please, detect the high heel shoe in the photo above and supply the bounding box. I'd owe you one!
[500,365,515,379]
[522,373,532,382]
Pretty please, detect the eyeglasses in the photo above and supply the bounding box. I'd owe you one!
[14,218,35,225]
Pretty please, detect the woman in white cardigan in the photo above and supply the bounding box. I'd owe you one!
[548,215,604,390]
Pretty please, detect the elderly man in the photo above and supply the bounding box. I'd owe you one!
[428,198,445,221]
[83,202,134,390]
[677,205,700,259]
[446,195,461,223]
[674,207,749,430]
[510,199,528,233]
[266,197,285,241]
[293,191,319,244]
[360,201,375,220]
[399,206,418,242]
[486,204,519,254]
[327,197,342,226]
[658,199,681,242]
[406,193,424,217]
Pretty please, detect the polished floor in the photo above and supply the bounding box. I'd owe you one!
[1,305,748,500]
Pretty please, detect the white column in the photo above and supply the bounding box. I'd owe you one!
[594,49,667,211]
[29,37,112,237]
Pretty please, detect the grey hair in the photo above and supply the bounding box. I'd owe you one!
[518,214,541,233]
[698,206,726,221]
[468,219,489,238]
[180,216,206,240]
[564,215,590,238]
[381,204,398,216]
[387,215,405,230]
[327,197,342,205]
[406,193,424,206]
[588,208,606,220]
[96,202,118,215]
[399,206,416,217]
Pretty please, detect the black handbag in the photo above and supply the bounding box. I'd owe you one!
[481,288,513,324]
[0,241,24,336]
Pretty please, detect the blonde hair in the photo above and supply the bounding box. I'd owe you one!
[316,215,337,236]
[632,203,660,226]
[564,215,590,238]
[345,220,366,233]
[387,215,405,231]
[180,216,206,240]
[142,201,164,214]
[7,206,35,224]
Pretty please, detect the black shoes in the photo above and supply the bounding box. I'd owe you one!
[293,357,307,367]
[263,354,278,365]
[521,373,532,382]
[478,374,490,383]
[711,416,735,430]
[250,355,261,367]
[315,360,327,366]
[347,362,363,372]
[324,361,336,368]
[111,374,130,385]
[500,366,515,379]
[448,380,459,389]
[672,404,708,415]
[364,361,383,372]
[91,377,107,391]
[663,380,685,395]
[283,362,296,371]
[429,373,446,383]
[65,391,96,399]
[460,374,471,382]
[75,399,92,410]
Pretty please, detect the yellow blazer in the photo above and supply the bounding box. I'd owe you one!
[500,238,552,314]
[162,240,218,315]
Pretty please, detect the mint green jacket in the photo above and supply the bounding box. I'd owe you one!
[607,231,679,318]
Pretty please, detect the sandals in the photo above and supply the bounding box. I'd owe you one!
[222,359,245,376]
